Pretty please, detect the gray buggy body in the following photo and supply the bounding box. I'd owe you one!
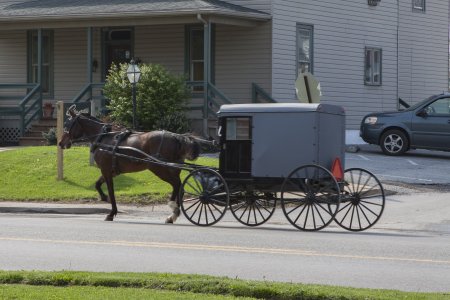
[217,103,345,179]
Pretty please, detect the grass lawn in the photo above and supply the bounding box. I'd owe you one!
[0,284,255,300]
[0,270,448,300]
[0,146,217,203]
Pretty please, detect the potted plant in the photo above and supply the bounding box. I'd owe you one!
[42,102,54,119]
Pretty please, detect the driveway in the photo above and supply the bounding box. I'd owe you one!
[346,144,450,186]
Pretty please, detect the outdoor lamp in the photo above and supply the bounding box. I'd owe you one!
[126,59,141,129]
[126,59,141,84]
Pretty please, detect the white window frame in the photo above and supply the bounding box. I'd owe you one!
[364,47,382,86]
[413,0,425,12]
[296,23,313,75]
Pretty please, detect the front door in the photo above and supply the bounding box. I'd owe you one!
[103,28,133,79]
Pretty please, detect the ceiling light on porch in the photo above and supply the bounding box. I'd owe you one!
[126,59,141,84]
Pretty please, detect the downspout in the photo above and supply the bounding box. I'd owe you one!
[396,0,400,110]
[197,13,210,136]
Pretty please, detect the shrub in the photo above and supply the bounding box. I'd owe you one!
[103,63,191,133]
[42,127,57,145]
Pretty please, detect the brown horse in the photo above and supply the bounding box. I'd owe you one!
[59,106,200,222]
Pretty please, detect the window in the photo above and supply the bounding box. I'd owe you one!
[187,26,204,92]
[413,0,425,12]
[296,24,313,75]
[28,30,53,95]
[425,98,450,115]
[364,47,382,85]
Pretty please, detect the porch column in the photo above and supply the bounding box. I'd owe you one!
[37,29,43,120]
[202,21,211,136]
[87,27,93,99]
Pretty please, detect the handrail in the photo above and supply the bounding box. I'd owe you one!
[251,82,276,103]
[72,82,105,103]
[206,82,232,117]
[0,83,42,136]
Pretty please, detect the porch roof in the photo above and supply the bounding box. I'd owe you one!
[0,0,271,29]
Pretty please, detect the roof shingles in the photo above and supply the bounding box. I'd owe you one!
[0,0,270,20]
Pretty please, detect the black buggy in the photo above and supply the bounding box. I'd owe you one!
[179,103,385,231]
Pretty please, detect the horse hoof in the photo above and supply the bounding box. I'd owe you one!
[105,215,114,221]
[165,217,173,224]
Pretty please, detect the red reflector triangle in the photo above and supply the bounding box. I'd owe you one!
[331,158,344,181]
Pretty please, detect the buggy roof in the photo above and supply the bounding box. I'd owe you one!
[217,103,344,115]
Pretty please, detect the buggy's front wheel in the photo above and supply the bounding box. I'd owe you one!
[180,168,229,226]
[281,164,340,231]
[334,168,385,231]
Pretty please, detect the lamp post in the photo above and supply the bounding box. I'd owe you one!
[126,59,141,129]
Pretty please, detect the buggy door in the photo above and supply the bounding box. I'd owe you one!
[219,117,252,178]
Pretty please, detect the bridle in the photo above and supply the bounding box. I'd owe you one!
[64,113,115,144]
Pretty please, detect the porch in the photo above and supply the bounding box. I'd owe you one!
[0,0,273,144]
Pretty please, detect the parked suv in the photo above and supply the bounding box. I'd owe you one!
[360,93,450,155]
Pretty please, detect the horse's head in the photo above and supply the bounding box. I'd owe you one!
[58,105,83,149]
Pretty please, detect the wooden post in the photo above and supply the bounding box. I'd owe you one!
[56,101,64,180]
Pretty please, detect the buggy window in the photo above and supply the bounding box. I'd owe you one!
[226,118,251,140]
[220,117,252,177]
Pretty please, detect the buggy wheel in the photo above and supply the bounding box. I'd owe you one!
[230,192,277,226]
[281,165,340,231]
[180,168,229,226]
[335,168,385,231]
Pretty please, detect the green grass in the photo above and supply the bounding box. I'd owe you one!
[0,146,217,203]
[0,271,447,300]
[0,284,255,300]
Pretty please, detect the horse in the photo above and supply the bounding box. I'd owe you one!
[58,106,200,223]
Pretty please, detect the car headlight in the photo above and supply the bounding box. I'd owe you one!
[364,116,378,125]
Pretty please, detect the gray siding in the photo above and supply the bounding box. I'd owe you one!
[215,22,272,104]
[54,28,90,102]
[398,0,449,105]
[135,25,185,74]
[272,0,399,128]
[0,30,26,85]
[0,30,27,105]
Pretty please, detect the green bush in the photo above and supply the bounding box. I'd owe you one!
[42,127,57,145]
[103,63,191,133]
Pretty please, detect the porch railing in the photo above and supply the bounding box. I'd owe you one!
[72,82,105,104]
[251,82,276,103]
[186,81,233,119]
[0,83,42,135]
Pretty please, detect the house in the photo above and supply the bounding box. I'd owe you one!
[0,0,448,144]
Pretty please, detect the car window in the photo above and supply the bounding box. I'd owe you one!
[424,98,450,116]
[407,95,436,111]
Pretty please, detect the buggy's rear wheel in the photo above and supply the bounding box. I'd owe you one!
[180,168,229,226]
[230,192,276,226]
[334,168,385,231]
[281,165,340,231]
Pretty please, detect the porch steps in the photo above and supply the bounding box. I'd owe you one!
[18,118,56,146]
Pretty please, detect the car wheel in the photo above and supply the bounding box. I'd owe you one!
[380,130,408,156]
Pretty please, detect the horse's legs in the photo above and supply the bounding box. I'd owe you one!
[166,177,181,224]
[103,173,118,221]
[150,168,182,224]
[95,176,109,202]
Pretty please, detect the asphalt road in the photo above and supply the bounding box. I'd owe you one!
[0,189,449,293]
